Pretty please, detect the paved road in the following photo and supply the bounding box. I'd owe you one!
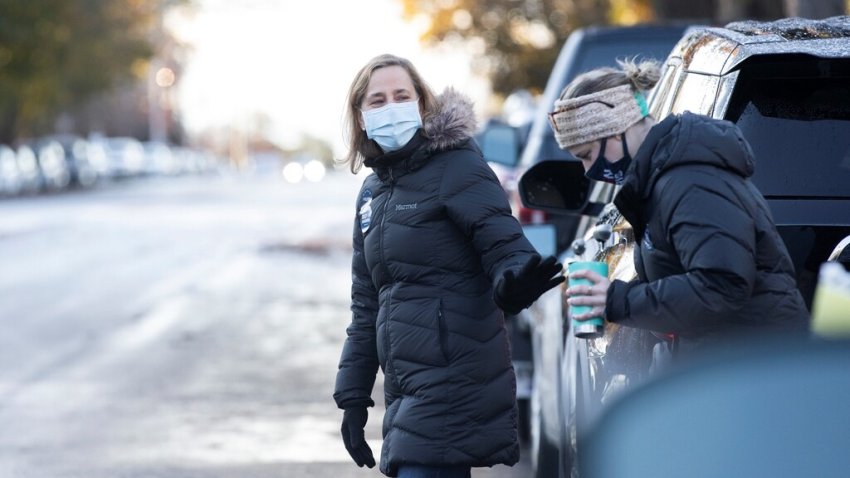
[0,172,532,477]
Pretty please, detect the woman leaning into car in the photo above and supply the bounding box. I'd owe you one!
[332,53,565,478]
[551,58,810,359]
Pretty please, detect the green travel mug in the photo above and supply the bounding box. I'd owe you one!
[568,261,609,339]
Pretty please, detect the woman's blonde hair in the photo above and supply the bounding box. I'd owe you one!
[560,57,662,101]
[340,53,438,174]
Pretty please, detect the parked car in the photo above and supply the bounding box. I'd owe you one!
[477,89,538,193]
[478,23,690,478]
[95,136,145,179]
[30,139,72,191]
[84,140,111,178]
[172,146,215,176]
[14,144,44,194]
[0,145,21,196]
[142,140,178,176]
[517,16,850,478]
[42,134,101,188]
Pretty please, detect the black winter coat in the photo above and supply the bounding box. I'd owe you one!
[333,89,536,476]
[609,112,809,353]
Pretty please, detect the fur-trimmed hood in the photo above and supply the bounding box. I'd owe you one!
[422,87,478,152]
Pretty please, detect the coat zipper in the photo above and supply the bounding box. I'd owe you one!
[378,168,395,287]
[380,168,396,377]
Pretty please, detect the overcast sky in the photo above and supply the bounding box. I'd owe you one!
[168,0,488,157]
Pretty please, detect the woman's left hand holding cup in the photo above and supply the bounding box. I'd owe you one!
[566,267,610,321]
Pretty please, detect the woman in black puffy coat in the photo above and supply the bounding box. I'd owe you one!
[552,59,810,357]
[333,54,564,478]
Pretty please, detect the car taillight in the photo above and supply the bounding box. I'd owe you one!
[518,206,548,225]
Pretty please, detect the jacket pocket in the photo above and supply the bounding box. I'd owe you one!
[376,314,387,371]
[386,297,449,370]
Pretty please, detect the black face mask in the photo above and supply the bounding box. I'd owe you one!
[585,133,632,185]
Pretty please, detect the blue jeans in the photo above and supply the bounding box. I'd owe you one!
[396,465,471,478]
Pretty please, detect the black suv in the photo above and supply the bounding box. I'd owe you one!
[518,16,850,478]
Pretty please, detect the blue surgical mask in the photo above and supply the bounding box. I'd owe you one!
[362,100,422,152]
[585,133,632,185]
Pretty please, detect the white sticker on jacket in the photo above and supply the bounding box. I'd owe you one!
[359,189,373,235]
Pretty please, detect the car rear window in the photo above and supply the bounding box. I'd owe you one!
[727,73,850,199]
[572,38,682,76]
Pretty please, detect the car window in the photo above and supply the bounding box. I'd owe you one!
[572,39,678,76]
[728,76,850,199]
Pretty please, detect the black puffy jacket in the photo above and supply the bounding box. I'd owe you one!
[609,112,809,353]
[333,89,536,476]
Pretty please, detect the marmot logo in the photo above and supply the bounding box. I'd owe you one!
[395,203,418,211]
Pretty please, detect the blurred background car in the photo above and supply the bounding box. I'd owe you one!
[42,134,101,189]
[517,16,850,478]
[14,144,44,194]
[30,138,72,192]
[96,136,146,179]
[142,140,178,177]
[282,156,326,184]
[0,145,22,196]
[476,88,538,193]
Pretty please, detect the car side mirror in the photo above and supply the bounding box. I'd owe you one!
[518,160,606,216]
[478,121,521,167]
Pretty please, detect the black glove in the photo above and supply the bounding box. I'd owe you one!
[341,407,376,468]
[495,254,565,315]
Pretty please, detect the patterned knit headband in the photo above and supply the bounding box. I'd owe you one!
[548,84,649,150]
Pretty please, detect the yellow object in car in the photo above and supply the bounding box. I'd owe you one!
[811,262,850,338]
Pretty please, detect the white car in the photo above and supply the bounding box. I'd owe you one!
[15,145,43,194]
[96,137,145,179]
[0,145,21,196]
